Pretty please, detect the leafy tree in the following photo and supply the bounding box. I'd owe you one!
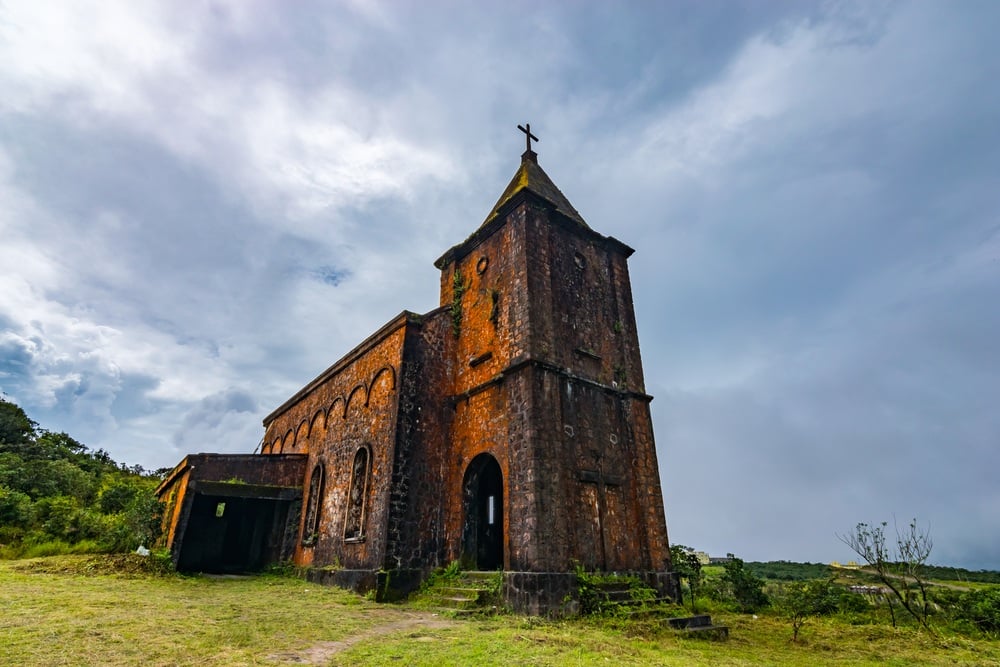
[0,398,37,452]
[41,459,97,502]
[775,582,814,642]
[722,554,769,613]
[98,479,143,514]
[35,496,81,540]
[0,398,164,556]
[0,453,29,493]
[838,519,934,631]
[33,431,87,460]
[0,485,33,528]
[102,483,163,551]
[670,544,704,612]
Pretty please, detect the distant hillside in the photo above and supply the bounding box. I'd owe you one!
[918,564,1000,584]
[747,560,1000,584]
[747,561,831,581]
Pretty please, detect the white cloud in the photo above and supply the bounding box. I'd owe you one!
[1,0,997,566]
[0,0,456,232]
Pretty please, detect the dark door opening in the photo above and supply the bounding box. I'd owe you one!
[462,454,504,570]
[177,493,290,573]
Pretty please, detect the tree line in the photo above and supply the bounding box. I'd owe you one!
[744,559,1000,585]
[0,397,165,558]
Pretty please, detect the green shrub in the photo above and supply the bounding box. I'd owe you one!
[670,544,704,612]
[721,554,769,613]
[773,579,867,641]
[420,560,463,591]
[837,589,871,614]
[99,491,163,552]
[0,398,166,557]
[954,587,1000,635]
[0,542,23,559]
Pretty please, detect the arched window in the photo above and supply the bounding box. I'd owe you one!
[344,447,370,541]
[302,463,324,546]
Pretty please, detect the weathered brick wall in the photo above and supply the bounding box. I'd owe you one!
[523,206,644,392]
[433,208,537,571]
[624,398,672,570]
[184,454,308,486]
[521,201,670,573]
[433,195,672,575]
[437,209,531,381]
[261,315,408,571]
[383,308,452,571]
[544,376,670,571]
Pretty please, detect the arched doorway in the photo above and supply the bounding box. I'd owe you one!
[462,454,504,570]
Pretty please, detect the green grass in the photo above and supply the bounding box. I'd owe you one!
[1,556,997,666]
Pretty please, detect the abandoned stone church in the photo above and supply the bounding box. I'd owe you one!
[156,132,678,613]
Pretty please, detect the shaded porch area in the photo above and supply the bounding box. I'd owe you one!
[156,453,307,573]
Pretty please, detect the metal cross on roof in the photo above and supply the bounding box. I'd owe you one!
[517,123,539,153]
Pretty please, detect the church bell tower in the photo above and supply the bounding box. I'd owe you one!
[433,125,677,612]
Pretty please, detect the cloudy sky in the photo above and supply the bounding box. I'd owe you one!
[1,1,997,569]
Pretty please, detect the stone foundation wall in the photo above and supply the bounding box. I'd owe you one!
[304,566,679,615]
[502,571,580,616]
[304,567,425,602]
[501,570,680,616]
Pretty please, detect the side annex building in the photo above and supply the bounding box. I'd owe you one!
[157,138,678,613]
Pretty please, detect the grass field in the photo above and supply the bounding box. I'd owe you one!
[2,556,998,666]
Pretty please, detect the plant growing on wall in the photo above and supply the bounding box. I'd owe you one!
[451,270,470,337]
[488,288,500,326]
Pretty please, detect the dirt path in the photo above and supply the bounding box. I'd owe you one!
[266,614,456,664]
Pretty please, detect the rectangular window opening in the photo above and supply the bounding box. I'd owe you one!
[487,495,495,525]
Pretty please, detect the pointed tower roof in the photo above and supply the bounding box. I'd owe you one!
[482,148,589,229]
[435,128,622,270]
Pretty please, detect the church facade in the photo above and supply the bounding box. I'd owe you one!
[157,136,677,613]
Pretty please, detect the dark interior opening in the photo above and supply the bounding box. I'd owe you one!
[462,454,504,571]
[177,492,293,573]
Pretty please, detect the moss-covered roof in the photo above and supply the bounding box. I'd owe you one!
[482,150,588,229]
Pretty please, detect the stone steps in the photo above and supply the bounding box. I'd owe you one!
[418,569,502,616]
[667,614,730,639]
[585,582,727,639]
[584,584,679,621]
